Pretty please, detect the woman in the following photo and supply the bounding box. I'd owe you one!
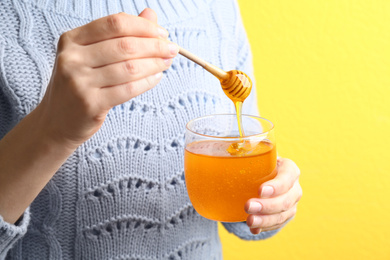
[0,0,302,259]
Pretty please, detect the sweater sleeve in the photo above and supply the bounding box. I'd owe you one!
[0,209,30,258]
[221,221,281,241]
[220,1,283,241]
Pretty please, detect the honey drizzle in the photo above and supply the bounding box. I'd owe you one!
[234,101,244,137]
[220,70,252,139]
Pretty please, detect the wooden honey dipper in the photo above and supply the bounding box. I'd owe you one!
[178,47,252,103]
[179,46,253,153]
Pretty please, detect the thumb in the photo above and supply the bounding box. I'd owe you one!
[259,158,300,198]
[138,8,158,23]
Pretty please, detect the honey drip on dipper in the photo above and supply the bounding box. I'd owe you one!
[179,47,253,155]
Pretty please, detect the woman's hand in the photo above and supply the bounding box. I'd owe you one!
[245,158,302,234]
[0,8,178,224]
[37,8,178,149]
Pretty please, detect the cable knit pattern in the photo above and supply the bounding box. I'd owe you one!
[0,0,279,259]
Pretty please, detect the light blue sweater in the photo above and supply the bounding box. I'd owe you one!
[0,0,280,259]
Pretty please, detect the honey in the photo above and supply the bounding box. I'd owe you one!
[184,140,277,222]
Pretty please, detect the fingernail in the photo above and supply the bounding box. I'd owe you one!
[248,202,262,213]
[168,43,178,55]
[251,216,262,227]
[261,186,274,198]
[164,58,172,66]
[154,72,162,79]
[158,28,169,38]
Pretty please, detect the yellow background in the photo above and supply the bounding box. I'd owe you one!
[219,0,390,259]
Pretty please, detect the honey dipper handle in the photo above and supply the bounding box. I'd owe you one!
[178,47,228,79]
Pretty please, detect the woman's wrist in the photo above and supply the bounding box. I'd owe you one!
[34,100,86,152]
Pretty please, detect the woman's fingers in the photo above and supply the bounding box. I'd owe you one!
[249,227,262,235]
[246,203,297,230]
[39,9,171,147]
[85,37,178,68]
[244,158,302,233]
[99,73,163,109]
[92,57,172,88]
[246,180,302,215]
[66,12,168,45]
[249,223,285,235]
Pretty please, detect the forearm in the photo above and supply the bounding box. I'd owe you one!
[0,105,77,224]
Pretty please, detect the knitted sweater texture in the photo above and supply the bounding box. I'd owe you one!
[0,0,279,259]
